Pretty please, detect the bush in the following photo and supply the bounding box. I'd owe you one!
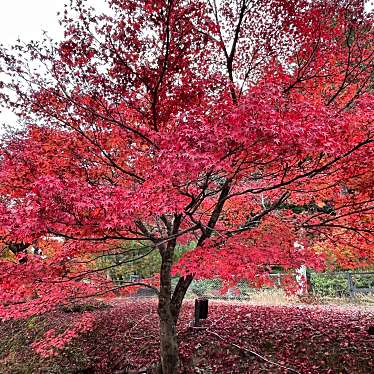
[310,272,374,297]
[310,273,349,297]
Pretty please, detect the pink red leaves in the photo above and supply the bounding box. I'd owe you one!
[1,300,372,373]
[0,0,372,326]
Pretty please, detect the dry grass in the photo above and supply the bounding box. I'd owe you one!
[212,289,374,307]
[244,289,298,305]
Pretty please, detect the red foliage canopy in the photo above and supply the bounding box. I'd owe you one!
[0,0,372,321]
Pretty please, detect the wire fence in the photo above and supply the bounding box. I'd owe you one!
[114,272,374,300]
[309,271,374,298]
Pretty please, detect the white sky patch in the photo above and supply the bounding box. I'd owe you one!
[0,1,63,46]
[0,0,110,134]
[0,1,63,133]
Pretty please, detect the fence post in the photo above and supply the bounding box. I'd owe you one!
[347,272,354,298]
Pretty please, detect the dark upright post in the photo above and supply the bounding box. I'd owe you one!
[194,298,208,325]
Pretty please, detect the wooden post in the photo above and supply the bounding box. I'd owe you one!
[347,272,354,298]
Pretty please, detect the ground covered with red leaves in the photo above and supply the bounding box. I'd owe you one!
[0,299,373,373]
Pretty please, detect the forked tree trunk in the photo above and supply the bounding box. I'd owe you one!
[158,273,194,373]
[157,213,195,373]
[157,185,229,372]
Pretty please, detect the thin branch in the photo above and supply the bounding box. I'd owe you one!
[227,191,290,236]
[229,138,373,197]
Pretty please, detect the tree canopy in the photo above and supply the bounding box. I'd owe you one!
[0,0,373,372]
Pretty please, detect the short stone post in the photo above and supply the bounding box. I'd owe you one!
[194,298,208,326]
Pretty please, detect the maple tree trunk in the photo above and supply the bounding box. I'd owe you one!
[158,306,179,374]
[158,248,180,374]
[171,274,194,324]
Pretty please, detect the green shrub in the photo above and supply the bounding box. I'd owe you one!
[310,273,349,297]
[310,272,374,297]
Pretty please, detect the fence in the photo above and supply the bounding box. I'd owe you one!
[114,272,374,300]
[309,271,374,298]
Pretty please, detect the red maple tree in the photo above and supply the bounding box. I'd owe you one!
[0,0,373,372]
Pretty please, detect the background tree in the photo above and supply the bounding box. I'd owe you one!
[0,0,373,372]
[97,241,191,280]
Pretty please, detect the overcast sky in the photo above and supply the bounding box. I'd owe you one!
[0,0,109,133]
[0,1,63,45]
[0,0,373,133]
[0,1,60,132]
